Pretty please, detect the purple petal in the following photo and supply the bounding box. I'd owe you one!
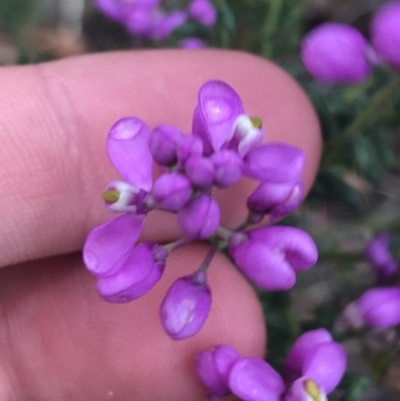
[83,213,145,277]
[283,329,333,384]
[177,135,204,163]
[160,271,211,340]
[303,342,347,394]
[178,195,220,239]
[193,80,244,155]
[229,239,297,290]
[356,287,400,328]
[180,37,206,49]
[96,243,167,303]
[243,143,305,182]
[249,226,318,272]
[371,2,400,70]
[125,5,154,36]
[301,23,371,84]
[229,358,285,401]
[151,173,192,211]
[107,117,153,191]
[95,0,125,21]
[213,345,241,386]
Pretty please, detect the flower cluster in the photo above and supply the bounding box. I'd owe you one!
[301,1,400,84]
[83,79,318,341]
[342,232,400,329]
[196,329,346,401]
[95,0,216,45]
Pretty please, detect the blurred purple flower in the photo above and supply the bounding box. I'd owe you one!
[371,1,400,70]
[301,23,372,84]
[83,118,153,277]
[196,345,240,396]
[365,232,397,280]
[229,226,318,291]
[178,195,220,238]
[185,156,215,188]
[153,10,188,40]
[283,377,327,401]
[160,270,211,340]
[97,243,167,303]
[343,287,400,329]
[189,0,217,27]
[180,37,206,49]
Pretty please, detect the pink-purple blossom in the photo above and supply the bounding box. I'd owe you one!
[196,330,346,401]
[371,1,400,70]
[83,79,313,342]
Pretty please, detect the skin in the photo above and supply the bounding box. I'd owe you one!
[0,49,321,401]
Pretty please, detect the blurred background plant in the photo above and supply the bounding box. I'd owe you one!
[2,0,400,400]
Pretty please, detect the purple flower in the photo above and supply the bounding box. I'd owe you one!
[343,287,400,328]
[149,124,185,166]
[192,80,244,155]
[283,329,333,385]
[371,1,400,70]
[229,226,318,291]
[188,0,217,27]
[243,143,305,183]
[185,156,215,188]
[247,180,304,223]
[229,358,286,401]
[151,173,192,211]
[153,10,188,40]
[365,232,397,280]
[178,195,220,239]
[125,5,154,37]
[96,243,167,303]
[196,345,240,396]
[301,23,371,84]
[180,37,206,49]
[160,270,211,340]
[211,149,243,188]
[283,329,346,398]
[177,135,204,163]
[83,118,153,277]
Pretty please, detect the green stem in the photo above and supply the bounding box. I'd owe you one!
[260,0,283,58]
[198,246,219,271]
[163,237,192,253]
[322,74,400,165]
[215,226,234,240]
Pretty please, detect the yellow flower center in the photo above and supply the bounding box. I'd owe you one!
[304,379,320,401]
[102,190,120,203]
[250,116,262,129]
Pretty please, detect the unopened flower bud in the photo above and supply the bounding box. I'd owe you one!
[96,243,167,303]
[211,150,243,188]
[185,156,215,188]
[196,345,240,396]
[189,0,217,27]
[178,195,220,238]
[152,173,192,211]
[125,6,153,36]
[229,358,285,401]
[229,226,318,290]
[103,181,150,214]
[301,23,371,84]
[343,287,400,329]
[365,232,397,280]
[243,143,305,183]
[160,270,211,340]
[180,37,206,49]
[247,180,304,222]
[371,2,400,70]
[177,135,204,163]
[149,124,184,166]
